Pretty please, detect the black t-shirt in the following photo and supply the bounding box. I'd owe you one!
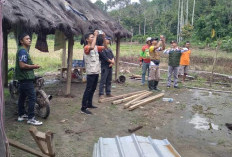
[99,48,114,67]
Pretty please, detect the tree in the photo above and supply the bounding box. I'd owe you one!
[95,0,106,12]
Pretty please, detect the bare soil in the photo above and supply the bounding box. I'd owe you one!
[5,66,232,157]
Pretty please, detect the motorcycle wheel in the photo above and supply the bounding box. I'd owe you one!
[35,90,50,119]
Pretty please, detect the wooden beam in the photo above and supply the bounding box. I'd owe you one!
[184,86,232,94]
[124,91,153,109]
[66,36,74,95]
[8,139,48,157]
[99,90,146,103]
[112,94,140,105]
[60,41,66,79]
[115,37,120,81]
[129,93,164,111]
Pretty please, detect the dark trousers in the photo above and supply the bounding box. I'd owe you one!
[99,66,112,96]
[18,81,36,119]
[82,74,99,109]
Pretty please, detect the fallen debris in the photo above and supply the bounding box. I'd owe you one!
[128,126,143,133]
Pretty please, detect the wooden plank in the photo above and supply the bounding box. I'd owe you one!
[124,91,153,109]
[66,36,74,95]
[29,127,48,154]
[112,94,140,105]
[129,93,164,111]
[115,37,120,80]
[8,139,48,157]
[99,90,146,103]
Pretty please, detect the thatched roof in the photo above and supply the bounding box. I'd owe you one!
[2,0,131,39]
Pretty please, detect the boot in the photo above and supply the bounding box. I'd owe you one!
[148,80,153,91]
[153,81,160,91]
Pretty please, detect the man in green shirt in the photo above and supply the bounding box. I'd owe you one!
[15,33,42,125]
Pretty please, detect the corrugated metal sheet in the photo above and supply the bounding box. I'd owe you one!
[93,134,181,157]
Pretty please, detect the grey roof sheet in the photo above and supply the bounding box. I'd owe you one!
[93,134,181,157]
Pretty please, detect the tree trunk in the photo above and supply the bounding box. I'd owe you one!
[143,17,146,36]
[192,0,196,26]
[115,37,120,81]
[180,0,184,41]
[177,0,181,42]
[185,0,189,24]
[138,24,141,35]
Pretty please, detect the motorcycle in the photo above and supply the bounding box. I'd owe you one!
[8,68,52,119]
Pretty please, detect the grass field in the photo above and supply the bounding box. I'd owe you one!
[7,38,232,75]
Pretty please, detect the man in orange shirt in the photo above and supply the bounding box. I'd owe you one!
[179,41,191,83]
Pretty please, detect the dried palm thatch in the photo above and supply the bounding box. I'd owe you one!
[2,0,131,39]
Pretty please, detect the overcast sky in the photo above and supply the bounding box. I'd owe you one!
[90,0,140,3]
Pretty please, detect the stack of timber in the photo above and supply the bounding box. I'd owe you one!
[99,90,164,111]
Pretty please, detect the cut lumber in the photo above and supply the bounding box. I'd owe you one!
[184,86,232,94]
[124,91,153,109]
[130,99,146,105]
[129,93,164,111]
[112,94,140,105]
[98,90,146,103]
[8,139,48,157]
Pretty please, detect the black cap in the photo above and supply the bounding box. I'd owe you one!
[18,33,30,45]
[150,38,159,42]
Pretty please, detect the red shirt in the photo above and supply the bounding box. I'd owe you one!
[139,44,151,63]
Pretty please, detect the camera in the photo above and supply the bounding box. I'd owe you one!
[98,30,103,35]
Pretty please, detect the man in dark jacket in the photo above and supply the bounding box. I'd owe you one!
[99,37,115,100]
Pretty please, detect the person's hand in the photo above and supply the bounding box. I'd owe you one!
[34,64,40,69]
[94,30,99,36]
[139,62,142,67]
[109,64,113,67]
[160,35,165,41]
[111,59,115,64]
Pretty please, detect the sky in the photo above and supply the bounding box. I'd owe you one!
[90,0,140,3]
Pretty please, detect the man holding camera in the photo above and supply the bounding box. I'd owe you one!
[81,30,107,114]
[148,36,166,91]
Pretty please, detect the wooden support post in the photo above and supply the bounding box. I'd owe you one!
[66,36,74,95]
[60,41,66,79]
[115,37,120,81]
[2,29,8,87]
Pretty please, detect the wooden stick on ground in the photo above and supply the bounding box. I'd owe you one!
[124,91,153,109]
[112,94,140,105]
[128,126,143,133]
[99,90,146,103]
[184,86,232,94]
[129,93,164,111]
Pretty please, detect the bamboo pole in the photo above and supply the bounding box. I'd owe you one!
[99,90,146,103]
[129,93,164,111]
[184,86,232,94]
[112,94,140,105]
[124,91,153,109]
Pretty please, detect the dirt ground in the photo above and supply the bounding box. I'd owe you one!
[5,66,232,157]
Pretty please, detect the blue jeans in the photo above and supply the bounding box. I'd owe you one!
[142,62,150,84]
[18,80,36,119]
